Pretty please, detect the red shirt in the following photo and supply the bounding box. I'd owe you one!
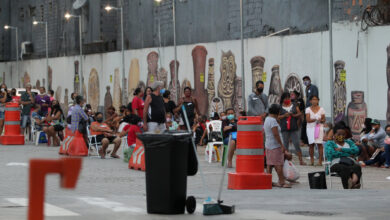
[132,96,144,119]
[127,124,141,146]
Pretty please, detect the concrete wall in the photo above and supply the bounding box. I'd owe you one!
[0,21,389,122]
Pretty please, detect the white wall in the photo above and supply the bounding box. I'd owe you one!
[0,21,389,120]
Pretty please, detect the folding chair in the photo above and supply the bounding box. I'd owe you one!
[86,125,101,157]
[324,149,363,189]
[205,120,223,163]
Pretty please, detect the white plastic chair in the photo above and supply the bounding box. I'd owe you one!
[31,117,46,146]
[121,135,129,156]
[206,120,223,163]
[87,125,101,157]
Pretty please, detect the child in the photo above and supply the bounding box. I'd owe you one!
[165,112,178,131]
[127,114,142,147]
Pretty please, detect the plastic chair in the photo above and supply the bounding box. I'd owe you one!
[31,117,46,146]
[324,147,363,189]
[121,135,128,156]
[205,120,223,163]
[86,125,101,157]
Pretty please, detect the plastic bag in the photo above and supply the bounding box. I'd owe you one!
[283,160,300,181]
[123,144,135,163]
[204,144,220,162]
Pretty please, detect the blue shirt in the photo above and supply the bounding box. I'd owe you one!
[70,105,88,133]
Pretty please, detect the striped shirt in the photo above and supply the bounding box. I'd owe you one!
[70,105,88,133]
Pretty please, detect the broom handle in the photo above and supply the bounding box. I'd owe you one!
[181,105,209,198]
[217,134,231,202]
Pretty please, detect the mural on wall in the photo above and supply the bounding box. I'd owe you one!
[347,91,367,141]
[234,76,244,115]
[48,66,52,90]
[23,72,30,87]
[88,68,100,112]
[192,45,209,116]
[36,80,40,89]
[387,45,390,124]
[218,50,236,110]
[158,67,168,89]
[168,60,180,103]
[112,68,122,111]
[210,97,224,115]
[268,65,283,105]
[180,79,192,99]
[104,86,113,117]
[207,58,216,114]
[128,58,140,103]
[74,61,80,94]
[250,56,265,93]
[284,73,304,98]
[146,51,159,86]
[333,60,347,123]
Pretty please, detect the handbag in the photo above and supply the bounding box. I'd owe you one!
[339,157,355,166]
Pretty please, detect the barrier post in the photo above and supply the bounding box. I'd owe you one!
[28,158,82,220]
[0,102,24,145]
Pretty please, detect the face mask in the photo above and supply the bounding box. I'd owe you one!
[335,135,345,142]
[324,127,330,133]
[304,81,310,86]
[221,116,227,120]
[160,89,166,94]
[120,109,125,113]
[386,131,390,136]
[138,122,143,127]
[227,114,235,121]
[257,88,263,93]
[1,88,4,92]
[283,99,291,105]
[96,118,103,123]
[166,118,172,122]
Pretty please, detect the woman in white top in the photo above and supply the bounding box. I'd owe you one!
[305,95,326,166]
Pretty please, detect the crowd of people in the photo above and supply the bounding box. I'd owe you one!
[1,74,389,189]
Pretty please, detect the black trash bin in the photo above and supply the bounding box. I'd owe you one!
[137,131,198,214]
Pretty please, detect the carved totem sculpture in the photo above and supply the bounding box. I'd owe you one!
[63,88,69,117]
[23,72,31,87]
[250,56,265,93]
[55,86,62,102]
[347,91,367,141]
[207,58,216,114]
[168,60,180,103]
[284,73,304,97]
[42,79,46,90]
[333,60,347,123]
[122,77,128,106]
[36,80,41,89]
[234,76,244,116]
[48,66,52,90]
[192,46,209,115]
[113,68,122,111]
[218,50,236,110]
[268,65,283,105]
[128,59,140,103]
[146,51,159,86]
[387,45,390,124]
[74,61,80,94]
[104,86,113,118]
[158,67,168,89]
[210,97,224,115]
[88,68,100,112]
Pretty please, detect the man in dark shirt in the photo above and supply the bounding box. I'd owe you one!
[222,108,238,168]
[303,76,319,108]
[20,83,35,134]
[143,81,166,133]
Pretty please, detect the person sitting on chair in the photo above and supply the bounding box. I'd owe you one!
[90,112,122,159]
[325,127,361,189]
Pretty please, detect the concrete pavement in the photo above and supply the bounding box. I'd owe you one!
[0,143,390,220]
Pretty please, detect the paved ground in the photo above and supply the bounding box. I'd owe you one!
[1,142,390,220]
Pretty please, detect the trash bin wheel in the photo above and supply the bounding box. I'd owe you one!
[186,196,196,214]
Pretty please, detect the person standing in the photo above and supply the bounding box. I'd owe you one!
[20,84,35,134]
[247,80,268,119]
[306,95,326,166]
[302,76,319,108]
[35,87,51,117]
[143,81,166,133]
[174,87,200,130]
[264,104,291,188]
[279,92,306,165]
[163,90,177,115]
[132,88,144,118]
[222,108,238,168]
[70,96,89,134]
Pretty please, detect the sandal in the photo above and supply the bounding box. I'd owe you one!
[352,183,361,189]
[99,148,106,159]
[110,154,120,159]
[281,183,292,188]
[272,182,282,188]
